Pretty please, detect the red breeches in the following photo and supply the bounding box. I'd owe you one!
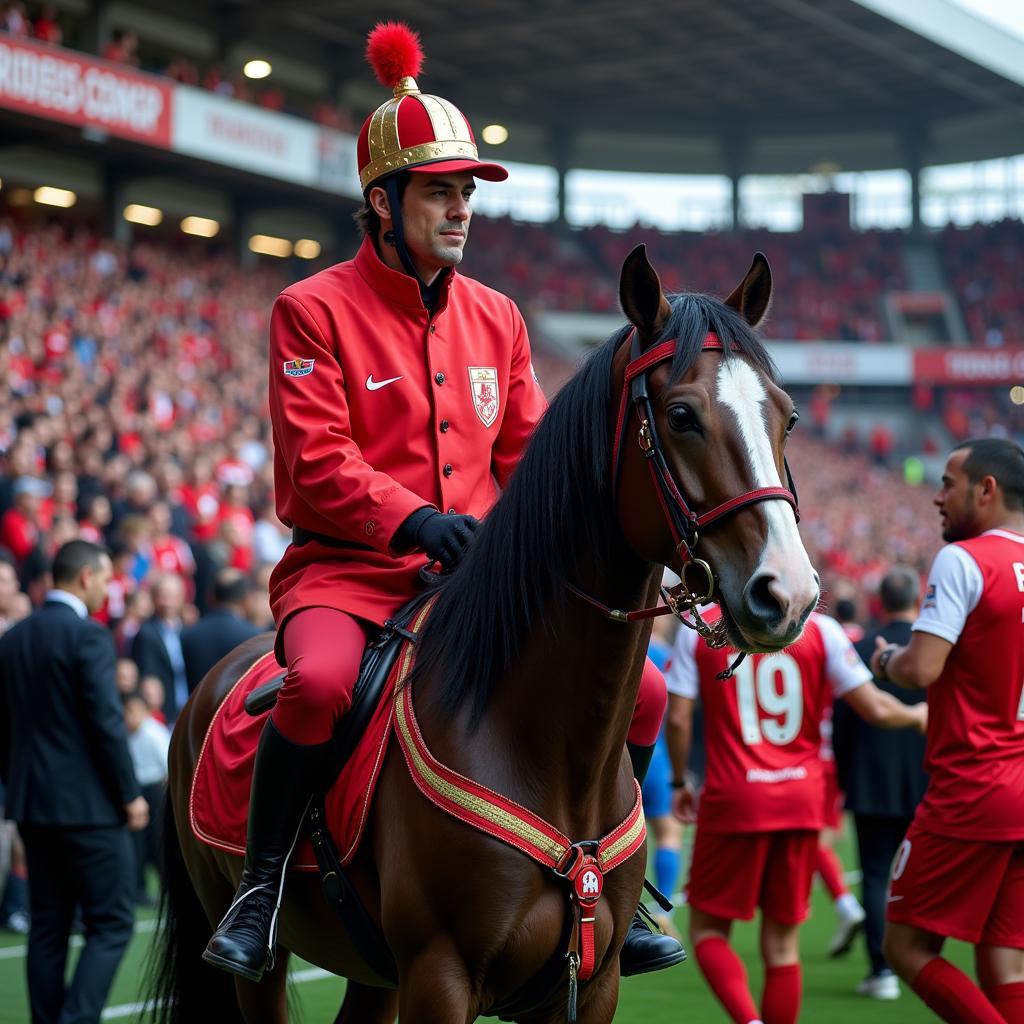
[273,606,668,748]
[273,607,368,744]
[629,657,668,747]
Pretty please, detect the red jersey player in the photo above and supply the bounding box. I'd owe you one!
[666,610,925,1024]
[875,439,1024,1024]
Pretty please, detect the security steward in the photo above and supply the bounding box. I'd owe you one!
[203,21,682,981]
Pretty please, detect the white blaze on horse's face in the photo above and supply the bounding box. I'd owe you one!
[715,359,819,638]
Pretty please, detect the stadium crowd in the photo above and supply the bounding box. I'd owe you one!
[0,208,1012,1020]
[468,217,908,342]
[0,216,944,639]
[939,218,1024,347]
[471,214,1024,348]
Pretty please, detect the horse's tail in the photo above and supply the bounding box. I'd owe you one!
[145,791,244,1024]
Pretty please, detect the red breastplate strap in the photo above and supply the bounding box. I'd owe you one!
[392,615,646,981]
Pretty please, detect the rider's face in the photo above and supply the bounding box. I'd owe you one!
[935,449,979,542]
[396,171,475,283]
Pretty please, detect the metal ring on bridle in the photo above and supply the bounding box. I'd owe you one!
[680,557,715,606]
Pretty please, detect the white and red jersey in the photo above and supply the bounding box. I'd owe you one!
[666,611,871,833]
[181,483,221,542]
[150,534,195,578]
[911,529,1024,841]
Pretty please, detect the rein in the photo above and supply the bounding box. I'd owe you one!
[573,329,800,667]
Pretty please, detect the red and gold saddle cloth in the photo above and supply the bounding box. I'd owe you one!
[189,645,402,871]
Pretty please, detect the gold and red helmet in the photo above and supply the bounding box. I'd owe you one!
[357,22,508,193]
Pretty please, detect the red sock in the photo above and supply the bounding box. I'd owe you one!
[816,845,848,899]
[761,963,802,1024]
[694,937,762,1024]
[912,958,1006,1024]
[986,981,1024,1023]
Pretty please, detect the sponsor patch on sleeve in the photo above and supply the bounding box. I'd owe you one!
[283,358,315,378]
[922,583,937,610]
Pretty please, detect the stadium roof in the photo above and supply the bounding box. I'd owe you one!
[126,0,1024,176]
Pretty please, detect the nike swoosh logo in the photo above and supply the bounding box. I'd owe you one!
[366,374,402,391]
[887,895,904,903]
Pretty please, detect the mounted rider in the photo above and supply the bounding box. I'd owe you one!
[203,21,683,982]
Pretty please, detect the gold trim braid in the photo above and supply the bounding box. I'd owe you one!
[360,138,481,190]
[394,691,568,863]
[599,805,646,868]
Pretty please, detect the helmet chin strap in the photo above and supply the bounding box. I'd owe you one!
[383,176,425,286]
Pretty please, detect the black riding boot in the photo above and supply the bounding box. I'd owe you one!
[203,720,331,981]
[619,741,688,977]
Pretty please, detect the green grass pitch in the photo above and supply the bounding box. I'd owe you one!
[0,825,964,1021]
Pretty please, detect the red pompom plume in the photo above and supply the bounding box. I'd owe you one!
[366,22,424,88]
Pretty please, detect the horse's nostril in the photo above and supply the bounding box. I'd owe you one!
[744,573,785,625]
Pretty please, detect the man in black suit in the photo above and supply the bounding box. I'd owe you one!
[835,565,929,1001]
[182,568,262,693]
[0,539,149,1024]
[130,572,189,723]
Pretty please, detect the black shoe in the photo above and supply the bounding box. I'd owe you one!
[203,721,332,982]
[619,909,688,977]
[201,882,279,982]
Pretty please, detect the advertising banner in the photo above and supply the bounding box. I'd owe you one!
[913,348,1024,384]
[772,343,913,385]
[317,129,361,199]
[172,87,320,186]
[0,32,171,146]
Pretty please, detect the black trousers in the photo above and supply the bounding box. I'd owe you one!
[853,813,914,976]
[132,783,166,901]
[19,823,135,1024]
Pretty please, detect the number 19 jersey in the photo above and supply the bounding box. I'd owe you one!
[666,611,871,834]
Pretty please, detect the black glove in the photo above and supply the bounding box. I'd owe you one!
[401,508,480,571]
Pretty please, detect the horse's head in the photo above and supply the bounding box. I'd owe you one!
[615,245,819,652]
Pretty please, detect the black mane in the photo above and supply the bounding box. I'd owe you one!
[410,292,777,727]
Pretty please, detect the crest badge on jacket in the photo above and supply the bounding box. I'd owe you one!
[468,367,499,428]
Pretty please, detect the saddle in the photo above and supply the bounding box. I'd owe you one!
[239,589,437,987]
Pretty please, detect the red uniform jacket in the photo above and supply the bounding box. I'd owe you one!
[268,238,548,635]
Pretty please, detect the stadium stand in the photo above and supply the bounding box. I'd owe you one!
[0,0,357,127]
[467,217,908,343]
[0,213,955,637]
[937,218,1024,346]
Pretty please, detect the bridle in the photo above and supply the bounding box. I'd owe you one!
[569,328,800,666]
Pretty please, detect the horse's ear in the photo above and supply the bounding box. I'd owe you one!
[619,244,672,340]
[724,252,772,327]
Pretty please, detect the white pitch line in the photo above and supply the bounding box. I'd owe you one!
[0,918,159,961]
[99,967,335,1020]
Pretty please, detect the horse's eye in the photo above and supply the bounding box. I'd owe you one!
[667,406,699,434]
[786,411,800,435]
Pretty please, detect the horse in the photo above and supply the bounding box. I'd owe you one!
[151,245,820,1024]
